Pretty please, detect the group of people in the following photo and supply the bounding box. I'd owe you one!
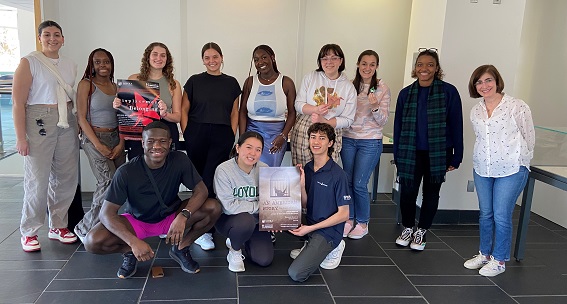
[12,20,533,282]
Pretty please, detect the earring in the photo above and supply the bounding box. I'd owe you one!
[91,68,95,76]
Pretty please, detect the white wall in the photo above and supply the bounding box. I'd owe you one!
[436,0,527,211]
[2,0,564,228]
[403,0,446,85]
[16,8,35,57]
[515,0,567,228]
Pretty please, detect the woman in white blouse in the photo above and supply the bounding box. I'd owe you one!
[464,65,535,277]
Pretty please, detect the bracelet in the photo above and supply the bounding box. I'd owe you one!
[279,133,288,141]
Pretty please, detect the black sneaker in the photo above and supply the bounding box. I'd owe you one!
[169,246,200,274]
[117,252,137,279]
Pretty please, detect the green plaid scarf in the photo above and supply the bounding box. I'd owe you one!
[397,79,447,186]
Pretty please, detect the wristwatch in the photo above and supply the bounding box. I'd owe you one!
[180,208,192,219]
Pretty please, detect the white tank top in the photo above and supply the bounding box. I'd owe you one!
[246,74,287,121]
[24,54,77,105]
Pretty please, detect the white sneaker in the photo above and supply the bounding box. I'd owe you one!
[410,228,427,251]
[320,240,346,270]
[194,233,215,250]
[73,226,86,244]
[479,257,506,277]
[464,252,490,270]
[290,241,307,259]
[395,227,413,247]
[227,248,245,272]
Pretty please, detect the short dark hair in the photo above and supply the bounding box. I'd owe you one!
[230,131,264,158]
[307,123,335,157]
[411,49,444,80]
[201,42,223,58]
[316,44,346,73]
[38,20,63,36]
[143,121,170,137]
[468,64,505,98]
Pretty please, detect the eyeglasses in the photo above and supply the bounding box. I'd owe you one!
[36,119,46,136]
[320,56,341,62]
[475,78,494,86]
[418,48,438,53]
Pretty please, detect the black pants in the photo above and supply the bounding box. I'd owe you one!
[183,121,234,198]
[399,149,452,230]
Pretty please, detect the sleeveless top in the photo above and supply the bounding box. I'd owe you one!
[246,74,287,121]
[24,54,76,105]
[88,83,118,128]
[149,76,173,108]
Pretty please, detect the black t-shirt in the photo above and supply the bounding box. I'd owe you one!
[183,72,241,125]
[105,151,202,223]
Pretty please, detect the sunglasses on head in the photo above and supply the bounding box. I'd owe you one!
[36,119,46,136]
[418,48,438,53]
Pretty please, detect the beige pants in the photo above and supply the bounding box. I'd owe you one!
[20,104,79,237]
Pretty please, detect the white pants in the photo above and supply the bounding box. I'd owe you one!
[20,104,79,237]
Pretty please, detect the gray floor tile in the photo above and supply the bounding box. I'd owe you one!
[0,270,58,303]
[239,286,333,304]
[386,249,472,275]
[334,297,427,304]
[141,267,236,301]
[418,286,517,304]
[514,296,567,304]
[36,290,141,304]
[323,265,419,297]
[238,274,325,286]
[407,275,493,286]
[46,277,146,291]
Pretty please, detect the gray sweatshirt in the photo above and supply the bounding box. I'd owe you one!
[213,158,268,215]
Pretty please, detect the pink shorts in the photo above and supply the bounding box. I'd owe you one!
[121,212,176,240]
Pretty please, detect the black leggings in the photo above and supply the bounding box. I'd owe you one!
[183,122,234,198]
[215,212,273,267]
[399,149,452,229]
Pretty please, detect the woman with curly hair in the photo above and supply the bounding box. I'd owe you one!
[115,42,182,159]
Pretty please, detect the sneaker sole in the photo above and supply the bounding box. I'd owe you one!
[464,263,486,270]
[227,256,245,272]
[22,246,41,252]
[395,239,410,247]
[347,231,368,240]
[196,244,215,251]
[169,250,200,274]
[117,264,137,279]
[410,243,425,251]
[48,234,78,244]
[479,269,505,277]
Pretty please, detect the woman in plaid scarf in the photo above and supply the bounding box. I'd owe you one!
[393,48,463,251]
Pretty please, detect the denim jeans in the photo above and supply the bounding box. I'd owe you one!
[474,166,529,261]
[339,137,383,224]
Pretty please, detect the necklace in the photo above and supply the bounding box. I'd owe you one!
[259,73,278,83]
[49,57,60,66]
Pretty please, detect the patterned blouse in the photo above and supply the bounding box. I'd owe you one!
[470,93,535,177]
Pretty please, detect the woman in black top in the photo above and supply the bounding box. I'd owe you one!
[181,42,240,250]
[181,42,240,197]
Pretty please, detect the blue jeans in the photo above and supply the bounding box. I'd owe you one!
[340,137,383,224]
[474,166,529,261]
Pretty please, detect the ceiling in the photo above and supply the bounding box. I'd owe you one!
[0,0,33,12]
